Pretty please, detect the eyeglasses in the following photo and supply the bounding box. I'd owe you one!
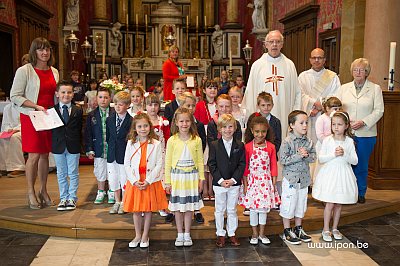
[352,68,366,73]
[311,56,325,61]
[265,40,282,45]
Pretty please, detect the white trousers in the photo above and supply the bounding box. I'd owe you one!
[213,185,240,237]
[94,157,108,182]
[249,210,267,226]
[107,161,126,191]
[0,132,25,171]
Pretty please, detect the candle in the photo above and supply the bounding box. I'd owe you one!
[204,16,207,28]
[196,15,198,29]
[126,14,129,29]
[136,13,138,26]
[186,15,189,27]
[145,14,148,27]
[389,42,396,90]
[229,50,232,70]
[102,48,105,69]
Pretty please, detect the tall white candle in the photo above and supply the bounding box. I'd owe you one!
[136,13,138,26]
[204,16,207,28]
[186,15,189,27]
[229,50,232,70]
[145,14,148,27]
[196,16,199,29]
[389,42,396,90]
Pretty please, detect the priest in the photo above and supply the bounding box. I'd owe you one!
[242,30,301,136]
[298,48,341,144]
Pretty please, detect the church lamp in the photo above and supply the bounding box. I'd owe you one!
[66,30,79,61]
[81,36,92,64]
[242,40,253,65]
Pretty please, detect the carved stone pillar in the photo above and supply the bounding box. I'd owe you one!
[338,0,366,83]
[364,0,400,88]
[204,0,214,27]
[225,0,239,27]
[190,0,201,26]
[92,0,108,24]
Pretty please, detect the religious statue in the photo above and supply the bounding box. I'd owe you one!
[110,22,122,58]
[212,25,223,61]
[252,0,266,30]
[65,0,79,26]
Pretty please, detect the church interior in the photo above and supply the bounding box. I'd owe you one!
[0,0,400,265]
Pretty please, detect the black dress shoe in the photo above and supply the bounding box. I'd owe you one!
[165,213,175,223]
[194,212,204,224]
[358,196,366,204]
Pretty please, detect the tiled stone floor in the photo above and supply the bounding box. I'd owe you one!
[2,212,400,265]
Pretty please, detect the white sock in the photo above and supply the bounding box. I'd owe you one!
[177,233,184,240]
[184,232,191,240]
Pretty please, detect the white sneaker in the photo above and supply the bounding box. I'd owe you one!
[183,236,193,247]
[108,190,115,204]
[250,237,259,245]
[175,237,184,247]
[118,202,125,214]
[322,231,332,242]
[159,210,168,217]
[94,191,105,204]
[109,202,120,214]
[332,229,343,240]
[259,236,271,244]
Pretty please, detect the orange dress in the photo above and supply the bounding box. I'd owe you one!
[123,142,168,212]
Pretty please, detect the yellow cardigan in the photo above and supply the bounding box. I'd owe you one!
[164,134,205,183]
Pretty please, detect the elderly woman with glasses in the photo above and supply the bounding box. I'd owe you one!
[336,58,384,204]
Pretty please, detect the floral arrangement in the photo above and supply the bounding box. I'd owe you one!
[100,79,124,93]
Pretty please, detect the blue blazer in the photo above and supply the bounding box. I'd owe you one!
[52,103,83,154]
[84,107,114,157]
[106,112,132,164]
[164,99,179,124]
[208,138,246,186]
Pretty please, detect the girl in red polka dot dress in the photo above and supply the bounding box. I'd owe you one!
[240,116,280,245]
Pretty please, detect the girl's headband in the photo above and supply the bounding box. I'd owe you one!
[330,110,349,121]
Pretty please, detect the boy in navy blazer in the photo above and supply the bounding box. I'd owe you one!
[208,114,246,247]
[85,87,114,204]
[164,78,186,123]
[106,91,132,215]
[52,81,83,211]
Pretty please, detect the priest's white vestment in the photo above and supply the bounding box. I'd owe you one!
[242,53,301,137]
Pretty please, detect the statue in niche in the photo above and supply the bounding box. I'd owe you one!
[252,0,267,30]
[212,25,223,61]
[65,0,79,26]
[110,22,122,58]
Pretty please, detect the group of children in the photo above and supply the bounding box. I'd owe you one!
[51,77,359,248]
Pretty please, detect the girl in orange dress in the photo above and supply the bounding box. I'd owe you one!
[123,113,168,248]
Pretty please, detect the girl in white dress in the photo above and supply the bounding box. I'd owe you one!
[312,111,358,242]
[312,97,342,183]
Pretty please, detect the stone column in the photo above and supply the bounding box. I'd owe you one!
[92,0,108,24]
[204,0,214,27]
[225,0,239,27]
[364,0,400,89]
[190,0,201,26]
[339,0,366,83]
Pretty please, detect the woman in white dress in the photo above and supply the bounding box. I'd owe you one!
[312,111,358,242]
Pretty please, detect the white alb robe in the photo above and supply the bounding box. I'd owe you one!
[242,53,301,137]
[298,68,340,144]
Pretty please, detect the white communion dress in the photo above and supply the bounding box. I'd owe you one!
[312,135,358,204]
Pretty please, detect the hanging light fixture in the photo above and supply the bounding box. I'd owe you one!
[66,30,79,61]
[81,36,93,64]
[242,40,253,65]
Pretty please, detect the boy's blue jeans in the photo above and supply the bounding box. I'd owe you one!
[54,148,80,201]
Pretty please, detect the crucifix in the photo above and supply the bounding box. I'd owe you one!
[265,64,284,95]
